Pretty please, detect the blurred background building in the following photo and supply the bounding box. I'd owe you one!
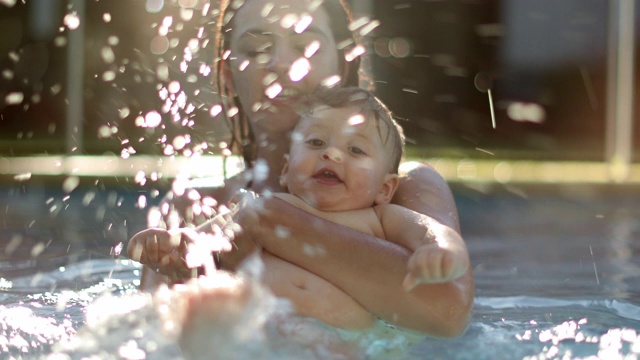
[0,0,638,183]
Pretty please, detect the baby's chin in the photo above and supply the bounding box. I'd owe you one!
[301,195,370,212]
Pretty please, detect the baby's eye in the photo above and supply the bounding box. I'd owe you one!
[349,146,366,155]
[306,138,325,147]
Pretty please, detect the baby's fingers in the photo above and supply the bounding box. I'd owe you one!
[128,228,172,265]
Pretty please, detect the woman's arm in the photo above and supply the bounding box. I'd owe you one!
[228,163,474,336]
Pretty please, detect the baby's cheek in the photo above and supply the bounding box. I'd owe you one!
[356,158,375,172]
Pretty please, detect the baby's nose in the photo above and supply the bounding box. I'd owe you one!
[321,147,344,163]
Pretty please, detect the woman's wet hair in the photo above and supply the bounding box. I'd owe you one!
[299,87,405,174]
[212,0,366,168]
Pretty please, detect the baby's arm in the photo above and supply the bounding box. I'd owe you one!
[261,251,374,330]
[375,204,469,289]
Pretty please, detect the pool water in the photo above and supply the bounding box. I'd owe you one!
[1,180,639,359]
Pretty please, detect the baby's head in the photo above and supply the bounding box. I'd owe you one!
[280,87,405,211]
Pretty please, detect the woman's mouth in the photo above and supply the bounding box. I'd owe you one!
[265,85,303,102]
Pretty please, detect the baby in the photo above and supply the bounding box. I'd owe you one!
[128,87,469,332]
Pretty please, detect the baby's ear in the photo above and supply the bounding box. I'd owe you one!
[374,174,399,205]
[279,154,290,188]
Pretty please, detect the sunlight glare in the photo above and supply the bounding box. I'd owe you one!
[294,14,312,34]
[304,41,320,58]
[265,83,283,99]
[289,58,310,82]
[345,45,365,62]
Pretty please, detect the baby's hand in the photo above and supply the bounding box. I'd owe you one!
[402,244,468,291]
[127,228,192,281]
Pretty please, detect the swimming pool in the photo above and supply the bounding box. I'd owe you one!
[1,179,639,359]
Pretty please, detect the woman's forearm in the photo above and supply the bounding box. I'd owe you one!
[250,195,472,336]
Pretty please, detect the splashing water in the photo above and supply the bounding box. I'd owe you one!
[289,58,310,82]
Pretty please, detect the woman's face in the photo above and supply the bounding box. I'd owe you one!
[227,0,341,135]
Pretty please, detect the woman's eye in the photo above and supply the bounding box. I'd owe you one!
[241,42,272,58]
[246,47,270,57]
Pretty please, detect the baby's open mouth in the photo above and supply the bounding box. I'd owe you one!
[312,168,342,184]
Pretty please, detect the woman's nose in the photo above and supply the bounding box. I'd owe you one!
[267,43,297,75]
[321,147,344,163]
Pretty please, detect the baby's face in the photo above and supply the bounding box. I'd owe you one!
[280,105,397,211]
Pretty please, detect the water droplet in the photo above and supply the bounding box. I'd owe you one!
[54,36,67,47]
[134,171,147,186]
[137,195,147,209]
[31,243,46,257]
[82,191,95,206]
[168,81,181,94]
[265,83,282,99]
[209,104,222,117]
[118,107,130,119]
[0,0,17,7]
[144,111,162,128]
[262,73,277,86]
[359,20,380,36]
[261,2,274,17]
[150,35,169,55]
[280,13,298,29]
[348,114,365,126]
[102,70,116,82]
[289,58,310,82]
[294,14,312,34]
[2,69,14,80]
[146,0,165,13]
[107,35,119,46]
[103,13,112,23]
[63,12,81,30]
[5,234,22,255]
[163,144,175,156]
[254,158,269,182]
[5,92,24,105]
[157,63,169,81]
[62,176,80,193]
[227,107,239,117]
[13,173,31,182]
[239,59,250,71]
[345,45,365,62]
[304,41,320,58]
[321,75,341,88]
[101,46,115,64]
[172,135,188,150]
[7,51,19,63]
[50,84,62,95]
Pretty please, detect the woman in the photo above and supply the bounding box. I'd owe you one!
[142,0,473,337]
